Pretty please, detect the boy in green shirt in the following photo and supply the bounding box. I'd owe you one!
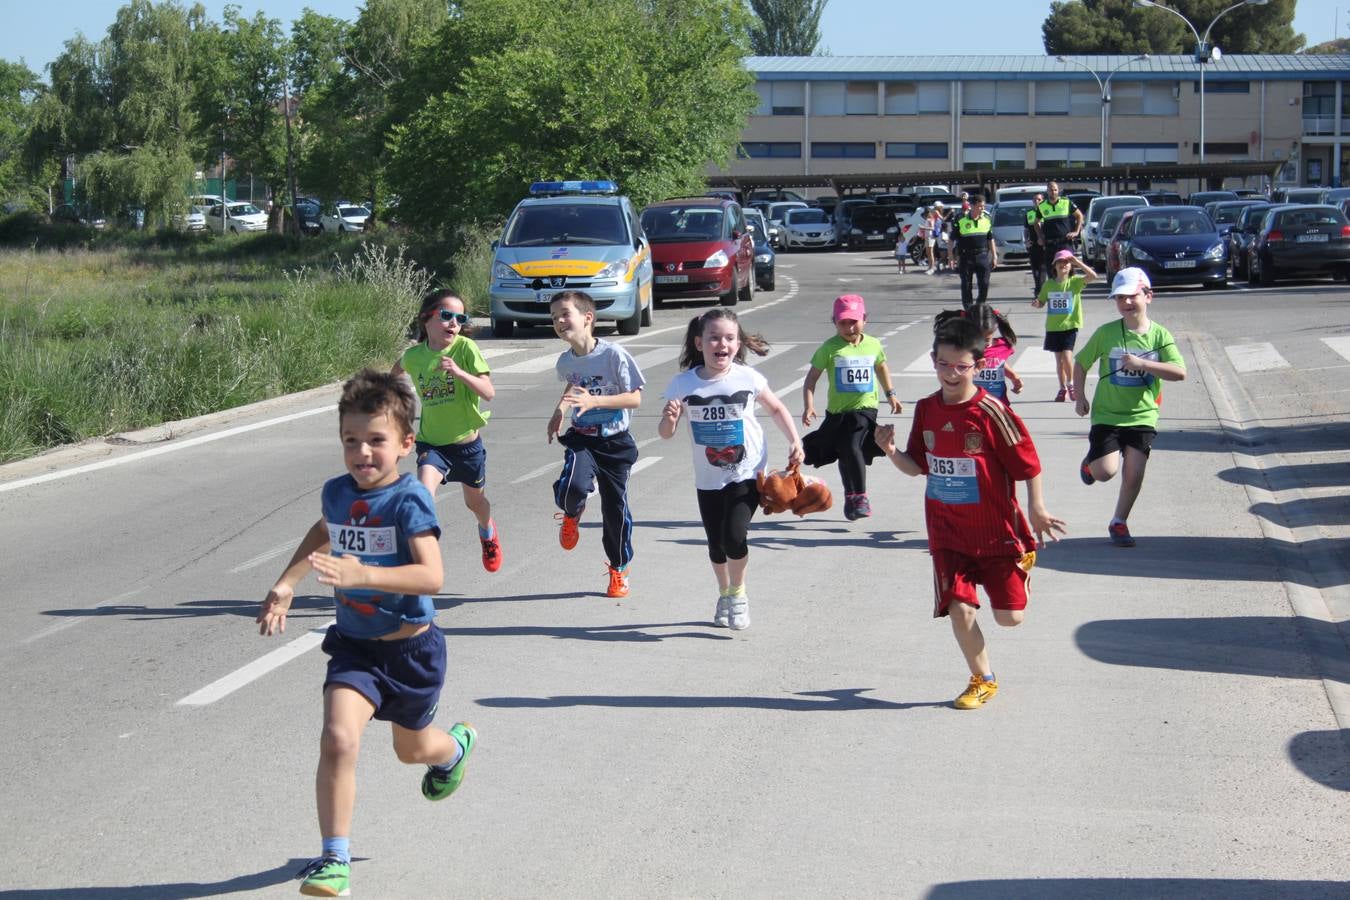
[1072,268,1187,547]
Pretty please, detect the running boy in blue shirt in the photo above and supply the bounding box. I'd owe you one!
[546,291,646,599]
[257,369,475,898]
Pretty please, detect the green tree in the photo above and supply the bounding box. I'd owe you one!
[747,0,828,55]
[0,60,42,205]
[1043,0,1303,55]
[386,0,757,233]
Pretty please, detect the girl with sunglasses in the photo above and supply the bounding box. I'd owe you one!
[392,290,503,572]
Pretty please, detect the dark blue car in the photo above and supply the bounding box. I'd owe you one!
[743,208,776,291]
[1111,205,1227,289]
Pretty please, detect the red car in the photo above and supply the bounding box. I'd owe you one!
[640,197,755,306]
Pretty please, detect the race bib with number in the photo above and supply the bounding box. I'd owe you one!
[925,454,980,505]
[833,355,875,394]
[1108,346,1159,388]
[973,361,1006,399]
[690,403,746,447]
[1047,290,1074,314]
[327,523,397,557]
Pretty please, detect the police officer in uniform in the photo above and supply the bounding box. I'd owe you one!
[1025,192,1045,299]
[952,192,997,310]
[1035,181,1084,282]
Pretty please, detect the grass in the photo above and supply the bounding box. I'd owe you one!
[0,229,435,463]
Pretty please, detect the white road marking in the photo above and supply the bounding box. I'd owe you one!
[629,346,681,369]
[630,457,662,475]
[229,544,296,574]
[511,461,559,484]
[1010,347,1058,373]
[495,353,562,375]
[177,622,333,706]
[1226,342,1289,372]
[1321,336,1350,363]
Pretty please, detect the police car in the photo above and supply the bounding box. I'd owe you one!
[489,180,653,337]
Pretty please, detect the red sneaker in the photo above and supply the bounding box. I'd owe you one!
[1054,387,1067,402]
[556,512,580,551]
[606,563,630,598]
[480,527,502,573]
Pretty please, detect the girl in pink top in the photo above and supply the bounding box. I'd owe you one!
[935,306,1023,404]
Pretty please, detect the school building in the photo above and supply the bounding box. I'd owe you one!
[719,54,1350,194]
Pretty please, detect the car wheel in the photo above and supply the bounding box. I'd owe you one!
[718,280,738,306]
[738,269,753,303]
[1258,255,1276,286]
[617,302,642,335]
[491,318,514,338]
[640,298,652,327]
[1247,258,1258,285]
[1202,278,1227,290]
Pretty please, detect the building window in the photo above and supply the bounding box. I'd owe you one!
[740,142,803,159]
[1036,143,1100,168]
[753,80,805,116]
[918,82,950,114]
[962,142,1026,170]
[846,81,878,115]
[811,81,846,116]
[884,82,917,115]
[1195,80,1249,93]
[1190,142,1248,157]
[885,142,949,159]
[1112,81,1179,116]
[961,81,1026,115]
[1037,80,1106,116]
[812,142,876,159]
[1110,142,1178,164]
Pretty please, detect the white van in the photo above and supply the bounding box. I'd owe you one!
[995,184,1048,205]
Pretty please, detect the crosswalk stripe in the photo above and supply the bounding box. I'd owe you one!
[1321,336,1350,363]
[630,346,681,369]
[1009,347,1058,373]
[495,352,561,375]
[1226,342,1290,372]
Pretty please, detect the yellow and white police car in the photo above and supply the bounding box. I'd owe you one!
[489,180,653,337]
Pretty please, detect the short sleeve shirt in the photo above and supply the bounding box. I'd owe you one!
[402,337,490,445]
[973,338,1015,402]
[663,364,769,491]
[1038,274,1086,332]
[1076,319,1185,427]
[904,390,1040,557]
[809,334,887,413]
[321,473,441,640]
[555,340,646,438]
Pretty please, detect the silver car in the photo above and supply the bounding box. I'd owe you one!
[990,201,1032,265]
[781,207,836,250]
[1083,195,1149,265]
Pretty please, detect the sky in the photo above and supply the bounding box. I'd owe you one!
[2,0,1347,76]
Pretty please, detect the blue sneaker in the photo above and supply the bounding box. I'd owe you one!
[422,722,477,801]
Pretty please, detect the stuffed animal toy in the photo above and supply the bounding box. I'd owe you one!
[756,465,804,515]
[789,476,832,516]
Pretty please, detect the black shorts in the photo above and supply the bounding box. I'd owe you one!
[416,436,486,488]
[1087,423,1157,463]
[1043,329,1078,353]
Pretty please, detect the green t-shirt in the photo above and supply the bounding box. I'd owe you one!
[809,334,887,413]
[1037,274,1086,332]
[1076,319,1185,427]
[402,336,490,445]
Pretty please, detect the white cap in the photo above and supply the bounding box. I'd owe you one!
[934,200,945,208]
[1110,267,1152,296]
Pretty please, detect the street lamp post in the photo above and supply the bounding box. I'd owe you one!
[1056,54,1150,181]
[1134,0,1270,167]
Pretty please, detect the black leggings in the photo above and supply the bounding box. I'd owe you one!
[696,479,759,564]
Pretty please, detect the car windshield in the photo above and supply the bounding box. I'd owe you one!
[768,202,805,220]
[1285,190,1325,203]
[228,203,260,216]
[1274,206,1345,229]
[743,211,767,233]
[1091,198,1144,219]
[1133,210,1213,236]
[1099,208,1127,234]
[1211,204,1252,224]
[337,206,367,217]
[506,203,629,246]
[640,206,725,242]
[993,205,1031,227]
[786,208,830,225]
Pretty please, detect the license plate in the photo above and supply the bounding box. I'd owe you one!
[535,290,554,302]
[868,232,881,238]
[654,275,688,284]
[1297,233,1330,242]
[1163,259,1197,269]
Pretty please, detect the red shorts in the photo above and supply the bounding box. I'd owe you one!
[931,548,1035,618]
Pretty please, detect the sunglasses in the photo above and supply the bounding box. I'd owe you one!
[437,310,469,324]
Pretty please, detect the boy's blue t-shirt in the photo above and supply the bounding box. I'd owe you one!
[555,339,646,438]
[321,473,441,639]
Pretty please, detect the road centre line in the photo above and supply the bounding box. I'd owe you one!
[177,622,334,706]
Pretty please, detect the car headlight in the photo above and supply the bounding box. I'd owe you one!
[705,249,729,268]
[493,262,519,281]
[1203,243,1225,260]
[595,257,631,279]
[754,253,772,263]
[850,228,862,235]
[1128,246,1154,262]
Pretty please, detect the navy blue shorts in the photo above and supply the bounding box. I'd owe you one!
[1043,329,1078,353]
[416,436,486,489]
[322,626,446,730]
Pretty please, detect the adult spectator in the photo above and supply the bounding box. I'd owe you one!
[951,193,997,310]
[1025,193,1045,298]
[1035,182,1083,281]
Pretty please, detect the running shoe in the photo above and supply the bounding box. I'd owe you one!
[843,494,860,521]
[297,856,350,897]
[1079,457,1094,486]
[556,510,582,551]
[729,588,750,631]
[853,494,872,518]
[714,588,731,628]
[1054,387,1067,403]
[422,722,477,801]
[480,527,502,573]
[606,563,630,598]
[953,675,998,710]
[1067,384,1076,401]
[1109,521,1136,548]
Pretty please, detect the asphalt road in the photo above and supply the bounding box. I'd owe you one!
[2,250,1348,899]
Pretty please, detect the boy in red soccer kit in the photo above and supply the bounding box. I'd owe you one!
[875,316,1065,709]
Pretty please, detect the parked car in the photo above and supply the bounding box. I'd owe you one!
[1207,200,1265,238]
[641,196,755,306]
[1271,187,1328,204]
[841,204,898,251]
[173,205,207,232]
[1065,190,1100,218]
[1083,195,1149,265]
[1228,202,1273,279]
[1246,204,1350,285]
[489,179,652,337]
[811,195,839,218]
[781,206,837,250]
[742,208,776,291]
[1105,209,1139,280]
[293,200,322,235]
[990,201,1032,265]
[704,189,743,205]
[747,189,807,204]
[832,198,877,242]
[1113,205,1227,288]
[50,203,106,229]
[1188,190,1239,207]
[1094,207,1131,269]
[205,201,268,233]
[1232,188,1269,200]
[321,204,371,233]
[994,184,1047,205]
[764,201,808,247]
[1137,190,1184,206]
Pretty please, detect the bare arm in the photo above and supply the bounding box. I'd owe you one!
[444,359,495,402]
[1073,360,1090,417]
[874,362,903,413]
[757,387,804,466]
[1121,355,1186,382]
[1073,256,1099,284]
[309,531,444,597]
[873,423,922,476]
[801,366,824,426]
[560,386,643,412]
[1023,472,1067,546]
[658,398,682,439]
[257,519,330,636]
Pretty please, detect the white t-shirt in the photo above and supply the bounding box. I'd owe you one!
[663,364,769,491]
